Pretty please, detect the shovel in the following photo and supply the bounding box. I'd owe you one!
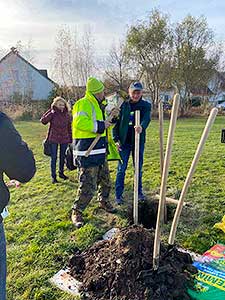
[159,100,164,177]
[153,94,180,271]
[133,110,140,225]
[158,100,167,223]
[168,107,218,247]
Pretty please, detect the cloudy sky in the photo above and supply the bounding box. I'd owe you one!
[0,0,225,75]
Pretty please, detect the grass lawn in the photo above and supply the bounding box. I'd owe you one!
[4,117,225,300]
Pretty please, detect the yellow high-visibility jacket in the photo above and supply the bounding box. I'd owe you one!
[72,91,107,168]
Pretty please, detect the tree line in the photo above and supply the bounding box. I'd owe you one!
[1,9,223,115]
[53,10,224,114]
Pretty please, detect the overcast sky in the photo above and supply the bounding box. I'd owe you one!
[0,0,225,75]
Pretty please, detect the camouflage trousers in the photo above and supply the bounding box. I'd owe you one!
[73,161,111,211]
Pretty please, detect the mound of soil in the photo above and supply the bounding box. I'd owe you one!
[69,226,197,300]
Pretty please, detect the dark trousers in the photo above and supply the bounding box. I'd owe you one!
[115,143,145,199]
[50,143,68,179]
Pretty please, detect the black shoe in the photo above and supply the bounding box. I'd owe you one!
[59,173,69,180]
[52,178,58,184]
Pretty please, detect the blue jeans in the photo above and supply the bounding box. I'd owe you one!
[50,143,68,179]
[0,222,6,300]
[115,143,145,199]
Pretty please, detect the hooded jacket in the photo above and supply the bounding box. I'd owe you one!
[0,112,36,222]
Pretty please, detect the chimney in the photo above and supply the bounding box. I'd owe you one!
[11,47,19,54]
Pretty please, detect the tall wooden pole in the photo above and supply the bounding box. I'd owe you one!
[168,108,218,245]
[153,94,180,270]
[133,110,140,225]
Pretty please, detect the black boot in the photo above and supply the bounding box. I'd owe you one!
[52,177,58,184]
[59,172,69,180]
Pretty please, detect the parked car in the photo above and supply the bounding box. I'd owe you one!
[163,102,172,110]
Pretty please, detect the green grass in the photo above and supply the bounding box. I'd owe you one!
[4,117,225,299]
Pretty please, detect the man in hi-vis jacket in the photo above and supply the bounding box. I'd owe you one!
[71,77,118,228]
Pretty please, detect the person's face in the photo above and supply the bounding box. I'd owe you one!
[95,91,105,102]
[129,89,143,102]
[55,100,65,111]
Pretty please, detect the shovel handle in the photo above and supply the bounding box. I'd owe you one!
[85,134,101,157]
[133,110,140,225]
[159,101,164,176]
[168,107,218,245]
[153,94,180,270]
[159,100,167,223]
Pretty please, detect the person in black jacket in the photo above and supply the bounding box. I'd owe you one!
[113,82,151,205]
[0,112,36,300]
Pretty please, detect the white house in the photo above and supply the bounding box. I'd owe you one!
[0,47,56,102]
[208,71,225,103]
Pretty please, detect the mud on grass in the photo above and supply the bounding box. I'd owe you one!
[69,226,197,300]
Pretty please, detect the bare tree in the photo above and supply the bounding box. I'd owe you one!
[53,25,95,100]
[16,39,36,64]
[80,26,95,85]
[103,41,130,90]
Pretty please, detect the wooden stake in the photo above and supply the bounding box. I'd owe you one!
[133,110,140,225]
[168,107,218,246]
[153,94,180,271]
[159,101,164,177]
[155,194,187,207]
[158,100,167,223]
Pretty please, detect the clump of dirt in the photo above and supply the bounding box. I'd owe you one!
[69,226,197,300]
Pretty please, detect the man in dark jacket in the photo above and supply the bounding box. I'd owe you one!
[0,112,36,300]
[113,82,151,204]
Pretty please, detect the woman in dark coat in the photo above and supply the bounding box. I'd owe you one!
[41,96,72,183]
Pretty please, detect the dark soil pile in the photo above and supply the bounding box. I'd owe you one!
[69,226,197,300]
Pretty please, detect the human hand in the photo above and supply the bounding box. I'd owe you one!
[104,120,112,129]
[110,107,120,118]
[116,142,121,151]
[134,125,142,134]
[50,105,55,113]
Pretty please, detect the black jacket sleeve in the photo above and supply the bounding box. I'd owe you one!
[0,113,36,183]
